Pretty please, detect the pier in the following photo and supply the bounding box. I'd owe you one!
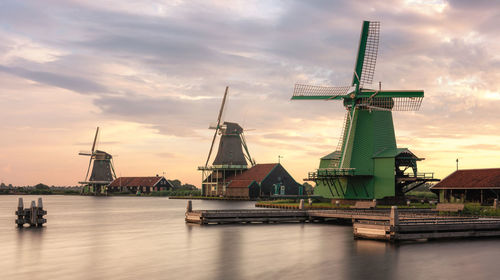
[185,201,500,242]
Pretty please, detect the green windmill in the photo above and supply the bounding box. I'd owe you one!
[292,21,438,200]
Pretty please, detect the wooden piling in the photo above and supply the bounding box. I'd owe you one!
[30,201,37,226]
[187,200,192,213]
[15,197,47,227]
[16,198,24,227]
[390,206,399,227]
[299,199,304,210]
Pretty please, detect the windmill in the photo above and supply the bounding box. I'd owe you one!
[78,127,117,195]
[292,21,438,200]
[198,86,255,196]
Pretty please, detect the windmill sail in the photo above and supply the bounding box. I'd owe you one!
[292,84,351,99]
[352,21,380,87]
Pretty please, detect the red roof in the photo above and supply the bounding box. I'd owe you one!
[108,176,165,188]
[226,163,278,188]
[431,168,500,190]
[228,180,255,188]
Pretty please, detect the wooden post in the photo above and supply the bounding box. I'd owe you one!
[16,198,24,227]
[30,201,37,227]
[390,206,399,227]
[299,199,304,210]
[494,199,498,210]
[187,200,192,213]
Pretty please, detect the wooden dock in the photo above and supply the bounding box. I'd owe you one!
[186,209,308,224]
[185,202,500,242]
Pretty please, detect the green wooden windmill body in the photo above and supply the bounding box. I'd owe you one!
[292,21,430,200]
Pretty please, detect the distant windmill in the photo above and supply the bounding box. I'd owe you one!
[78,127,116,195]
[199,86,255,196]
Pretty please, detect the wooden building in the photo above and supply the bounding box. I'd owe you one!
[431,168,500,204]
[108,176,173,194]
[224,163,303,198]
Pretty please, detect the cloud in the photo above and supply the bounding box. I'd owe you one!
[1,0,500,185]
[0,64,108,94]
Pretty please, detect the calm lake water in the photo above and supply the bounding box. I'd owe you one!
[1,195,500,280]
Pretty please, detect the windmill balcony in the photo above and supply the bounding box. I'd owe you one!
[401,172,435,180]
[306,168,357,181]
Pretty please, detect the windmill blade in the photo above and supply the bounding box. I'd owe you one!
[205,86,229,167]
[292,84,351,100]
[84,157,92,182]
[357,90,424,111]
[352,21,380,88]
[359,97,423,111]
[110,157,117,179]
[91,127,99,153]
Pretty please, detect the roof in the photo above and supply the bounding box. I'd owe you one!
[431,168,500,190]
[108,176,166,188]
[226,163,279,188]
[227,180,256,188]
[373,148,421,159]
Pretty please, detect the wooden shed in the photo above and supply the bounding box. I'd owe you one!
[431,168,500,204]
[108,176,174,194]
[225,163,302,199]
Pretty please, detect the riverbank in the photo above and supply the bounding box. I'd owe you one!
[256,200,500,217]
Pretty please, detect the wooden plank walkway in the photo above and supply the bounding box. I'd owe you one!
[185,201,500,242]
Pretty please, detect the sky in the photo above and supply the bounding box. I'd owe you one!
[0,0,499,187]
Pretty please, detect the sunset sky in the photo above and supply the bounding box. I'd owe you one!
[1,0,499,187]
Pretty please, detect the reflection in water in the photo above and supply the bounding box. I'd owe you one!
[1,196,500,280]
[349,240,399,280]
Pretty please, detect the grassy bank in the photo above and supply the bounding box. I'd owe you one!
[256,200,500,216]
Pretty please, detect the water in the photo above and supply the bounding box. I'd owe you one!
[1,196,499,280]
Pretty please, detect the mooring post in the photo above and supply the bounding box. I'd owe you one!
[389,206,399,241]
[494,199,498,210]
[187,200,192,213]
[30,201,37,227]
[390,206,399,227]
[299,199,304,210]
[16,198,24,227]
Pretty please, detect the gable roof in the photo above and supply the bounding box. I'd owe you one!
[227,179,256,188]
[229,163,278,181]
[431,168,500,190]
[226,163,279,188]
[373,148,422,159]
[108,176,170,188]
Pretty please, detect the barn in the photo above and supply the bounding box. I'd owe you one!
[224,163,303,199]
[431,168,500,204]
[108,176,174,194]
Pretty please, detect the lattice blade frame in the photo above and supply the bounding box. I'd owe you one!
[358,97,423,111]
[293,83,351,99]
[359,21,380,87]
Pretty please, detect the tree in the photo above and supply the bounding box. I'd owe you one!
[34,183,50,190]
[303,182,314,195]
[168,179,182,188]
